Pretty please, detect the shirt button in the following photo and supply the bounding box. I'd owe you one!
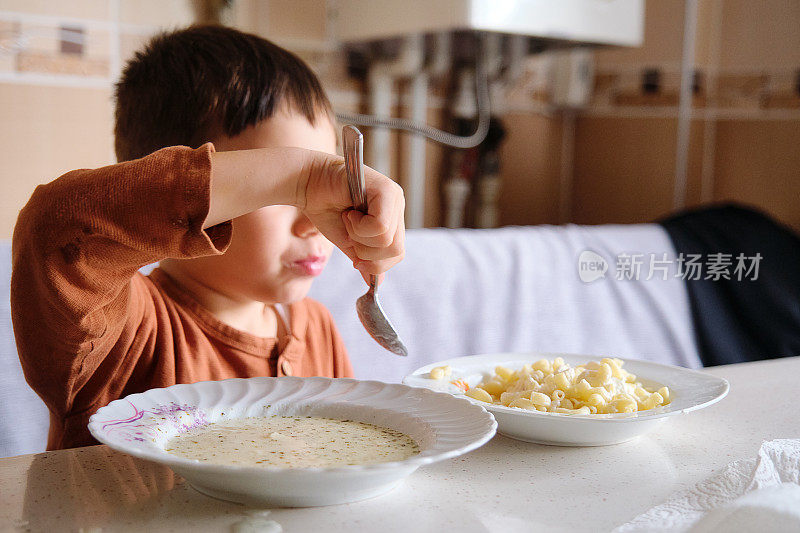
[281,360,293,376]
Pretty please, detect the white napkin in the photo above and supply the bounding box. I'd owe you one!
[613,439,800,533]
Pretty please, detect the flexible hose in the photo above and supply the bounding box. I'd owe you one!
[335,49,491,149]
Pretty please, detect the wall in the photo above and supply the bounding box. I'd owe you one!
[0,0,196,239]
[576,0,800,230]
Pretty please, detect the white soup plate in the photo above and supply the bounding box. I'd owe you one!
[88,376,496,507]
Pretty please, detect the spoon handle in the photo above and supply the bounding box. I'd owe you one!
[342,125,368,215]
[343,125,377,288]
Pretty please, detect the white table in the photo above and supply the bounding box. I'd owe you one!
[1,357,798,533]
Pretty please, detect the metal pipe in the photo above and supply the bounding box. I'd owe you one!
[674,0,699,210]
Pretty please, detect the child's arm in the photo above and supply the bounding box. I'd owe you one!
[206,147,405,279]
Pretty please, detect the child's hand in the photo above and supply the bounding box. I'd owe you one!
[300,153,405,281]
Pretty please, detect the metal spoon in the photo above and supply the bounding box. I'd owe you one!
[342,125,408,357]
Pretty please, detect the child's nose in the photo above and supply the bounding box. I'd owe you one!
[292,213,320,239]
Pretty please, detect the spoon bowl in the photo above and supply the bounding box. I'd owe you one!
[356,279,408,357]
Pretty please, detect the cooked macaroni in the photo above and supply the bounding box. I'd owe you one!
[463,357,670,414]
[429,365,452,380]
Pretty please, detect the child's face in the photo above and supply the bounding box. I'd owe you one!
[188,108,337,305]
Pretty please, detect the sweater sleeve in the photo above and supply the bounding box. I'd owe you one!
[11,144,231,415]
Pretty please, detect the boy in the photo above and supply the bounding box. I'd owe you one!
[11,25,405,450]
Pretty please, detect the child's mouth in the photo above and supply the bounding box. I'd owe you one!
[289,256,327,277]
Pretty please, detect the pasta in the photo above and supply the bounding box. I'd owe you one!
[429,365,452,380]
[461,357,670,414]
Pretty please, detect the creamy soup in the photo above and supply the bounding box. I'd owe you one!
[165,416,420,468]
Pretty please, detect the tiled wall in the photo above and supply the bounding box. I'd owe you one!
[0,1,196,238]
[571,0,800,230]
[0,0,798,237]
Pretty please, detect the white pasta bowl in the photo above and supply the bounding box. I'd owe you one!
[88,377,496,507]
[404,352,729,447]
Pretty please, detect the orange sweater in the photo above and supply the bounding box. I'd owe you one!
[11,144,353,450]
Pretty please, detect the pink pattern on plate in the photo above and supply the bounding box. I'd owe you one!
[100,400,208,443]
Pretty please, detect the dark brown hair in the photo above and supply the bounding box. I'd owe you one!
[114,25,332,161]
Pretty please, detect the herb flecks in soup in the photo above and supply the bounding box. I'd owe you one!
[165,416,420,468]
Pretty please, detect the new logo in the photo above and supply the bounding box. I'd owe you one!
[578,250,608,283]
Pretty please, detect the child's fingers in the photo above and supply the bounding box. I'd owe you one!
[352,219,405,274]
[342,209,356,240]
[340,210,400,272]
[348,189,405,266]
[346,210,394,247]
[352,172,403,239]
[346,187,404,246]
[349,221,403,261]
[348,210,389,239]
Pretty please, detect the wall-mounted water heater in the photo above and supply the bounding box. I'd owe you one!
[335,0,644,47]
